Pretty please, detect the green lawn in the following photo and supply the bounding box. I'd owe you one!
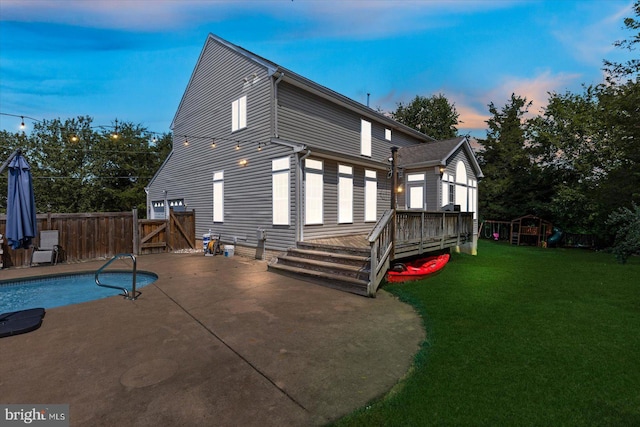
[335,240,640,426]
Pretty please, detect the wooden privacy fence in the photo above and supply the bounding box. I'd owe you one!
[134,209,196,255]
[0,209,195,268]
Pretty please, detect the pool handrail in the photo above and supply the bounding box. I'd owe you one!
[95,253,140,300]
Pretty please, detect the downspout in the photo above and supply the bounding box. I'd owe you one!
[273,72,284,138]
[296,149,311,243]
[144,187,150,219]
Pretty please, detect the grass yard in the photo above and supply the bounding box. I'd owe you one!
[335,240,640,426]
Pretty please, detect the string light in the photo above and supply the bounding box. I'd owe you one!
[2,111,272,152]
[111,118,120,139]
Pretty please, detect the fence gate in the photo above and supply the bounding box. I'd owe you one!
[135,209,196,255]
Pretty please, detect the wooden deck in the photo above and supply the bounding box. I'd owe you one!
[306,234,370,249]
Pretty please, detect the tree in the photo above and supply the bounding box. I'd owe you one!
[0,116,171,215]
[392,94,459,140]
[603,0,640,82]
[477,94,540,220]
[607,202,640,263]
[526,87,609,233]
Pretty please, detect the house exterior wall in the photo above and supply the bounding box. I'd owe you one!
[277,82,417,160]
[148,35,479,256]
[302,157,391,241]
[147,36,299,254]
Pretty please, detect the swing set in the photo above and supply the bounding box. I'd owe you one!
[478,220,511,241]
[480,215,554,247]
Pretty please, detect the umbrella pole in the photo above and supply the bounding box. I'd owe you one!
[0,149,22,174]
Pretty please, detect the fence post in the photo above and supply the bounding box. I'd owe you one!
[132,208,139,255]
[166,208,173,252]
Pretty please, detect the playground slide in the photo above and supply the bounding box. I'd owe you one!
[547,228,563,247]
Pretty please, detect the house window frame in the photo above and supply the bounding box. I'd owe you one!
[407,173,425,210]
[231,95,247,132]
[212,171,224,223]
[272,157,290,226]
[305,159,323,225]
[360,119,371,157]
[338,164,353,224]
[365,169,377,222]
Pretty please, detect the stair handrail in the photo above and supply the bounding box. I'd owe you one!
[367,209,395,296]
[95,253,140,300]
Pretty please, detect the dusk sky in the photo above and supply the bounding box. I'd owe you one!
[0,0,635,138]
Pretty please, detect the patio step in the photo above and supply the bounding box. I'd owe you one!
[268,242,372,297]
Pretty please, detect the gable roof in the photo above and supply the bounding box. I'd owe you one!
[397,136,484,178]
[172,34,436,144]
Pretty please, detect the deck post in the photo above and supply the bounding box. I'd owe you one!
[390,146,398,259]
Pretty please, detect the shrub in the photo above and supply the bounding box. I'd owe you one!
[607,202,640,263]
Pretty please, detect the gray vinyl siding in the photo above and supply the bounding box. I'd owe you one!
[148,34,456,252]
[148,36,297,251]
[278,82,419,161]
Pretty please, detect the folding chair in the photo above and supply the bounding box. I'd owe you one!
[31,230,60,266]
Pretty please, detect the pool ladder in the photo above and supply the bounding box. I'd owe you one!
[95,253,141,300]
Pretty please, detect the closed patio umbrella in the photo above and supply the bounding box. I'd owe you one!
[5,152,38,250]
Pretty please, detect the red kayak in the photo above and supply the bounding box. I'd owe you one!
[386,254,450,283]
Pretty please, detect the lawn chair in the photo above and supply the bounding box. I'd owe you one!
[31,230,60,266]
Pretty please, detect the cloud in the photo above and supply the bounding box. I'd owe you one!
[0,0,523,36]
[445,69,582,136]
[485,70,581,116]
[550,1,636,66]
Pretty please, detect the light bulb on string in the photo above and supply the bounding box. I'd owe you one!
[111,118,119,139]
[211,138,216,148]
[20,116,25,130]
[184,135,189,146]
[235,141,240,151]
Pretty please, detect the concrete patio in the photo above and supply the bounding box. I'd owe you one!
[0,252,424,426]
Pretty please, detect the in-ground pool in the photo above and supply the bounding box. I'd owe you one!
[0,271,158,313]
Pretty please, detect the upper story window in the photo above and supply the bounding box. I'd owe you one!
[385,128,392,141]
[361,119,371,157]
[231,95,247,132]
[213,171,224,223]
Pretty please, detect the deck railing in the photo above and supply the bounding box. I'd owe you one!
[367,209,395,296]
[366,209,474,294]
[394,210,474,258]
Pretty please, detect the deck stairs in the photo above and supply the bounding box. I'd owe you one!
[268,237,372,297]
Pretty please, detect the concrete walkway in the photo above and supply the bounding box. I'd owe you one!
[1,253,424,426]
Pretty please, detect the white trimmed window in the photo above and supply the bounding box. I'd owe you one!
[338,165,353,224]
[385,128,392,141]
[212,171,224,222]
[455,161,468,212]
[469,178,477,218]
[272,157,290,225]
[361,119,371,157]
[305,159,323,225]
[365,169,377,222]
[231,95,247,132]
[407,173,425,210]
[442,172,450,206]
